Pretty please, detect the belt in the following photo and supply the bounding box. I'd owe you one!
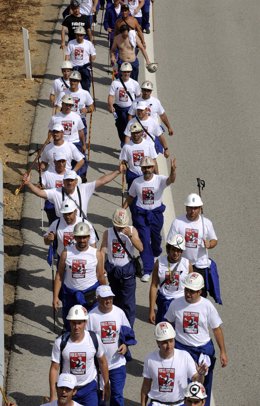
[150,399,184,406]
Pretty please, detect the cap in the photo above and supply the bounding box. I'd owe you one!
[57,373,78,389]
[52,123,64,132]
[70,70,82,81]
[140,156,155,167]
[74,26,86,35]
[62,94,75,105]
[136,101,147,110]
[70,0,80,8]
[60,198,77,214]
[54,151,67,161]
[130,122,143,133]
[64,170,78,180]
[112,208,129,227]
[96,285,115,298]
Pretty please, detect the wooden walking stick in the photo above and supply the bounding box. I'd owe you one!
[152,0,155,32]
[121,172,125,207]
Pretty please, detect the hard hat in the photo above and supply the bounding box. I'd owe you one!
[60,198,77,214]
[184,382,207,400]
[130,122,143,133]
[155,322,176,341]
[61,94,74,105]
[140,156,155,167]
[73,222,90,236]
[120,62,133,72]
[167,234,186,251]
[96,285,115,298]
[74,26,86,35]
[183,272,204,291]
[52,123,64,132]
[61,60,73,70]
[146,63,158,73]
[53,151,67,161]
[112,208,129,227]
[64,170,78,180]
[136,101,147,110]
[141,80,153,90]
[66,305,88,320]
[184,193,203,207]
[57,373,77,389]
[70,70,82,81]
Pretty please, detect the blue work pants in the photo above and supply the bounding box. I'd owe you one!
[99,365,126,406]
[73,380,98,406]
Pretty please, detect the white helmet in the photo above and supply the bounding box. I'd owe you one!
[120,62,132,72]
[184,382,207,400]
[66,305,88,320]
[184,193,203,207]
[146,63,158,73]
[141,80,153,90]
[60,198,77,214]
[154,322,176,341]
[167,234,186,251]
[73,222,90,236]
[112,208,129,227]
[70,70,82,81]
[183,272,204,291]
[130,122,143,133]
[61,60,73,70]
[62,94,74,105]
[74,26,86,35]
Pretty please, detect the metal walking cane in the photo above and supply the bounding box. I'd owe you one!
[196,177,210,267]
[121,171,125,207]
[36,144,45,233]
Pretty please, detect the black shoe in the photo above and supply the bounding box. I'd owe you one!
[145,28,150,34]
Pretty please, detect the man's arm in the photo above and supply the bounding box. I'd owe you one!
[60,25,67,50]
[53,250,67,311]
[96,250,107,285]
[160,112,174,136]
[108,95,115,113]
[136,36,151,65]
[98,354,110,401]
[149,261,159,324]
[204,239,218,249]
[73,158,84,173]
[49,361,60,401]
[158,134,169,158]
[123,195,134,209]
[141,377,152,406]
[95,166,123,189]
[100,230,108,267]
[133,18,145,46]
[110,36,118,64]
[23,173,48,199]
[213,326,228,367]
[166,158,177,186]
[79,129,87,154]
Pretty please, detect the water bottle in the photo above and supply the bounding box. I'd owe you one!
[113,111,118,120]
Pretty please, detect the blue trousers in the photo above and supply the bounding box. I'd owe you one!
[132,205,165,274]
[106,260,136,327]
[114,105,130,146]
[72,141,88,179]
[73,379,98,406]
[73,64,91,92]
[118,58,139,81]
[175,340,216,406]
[99,365,126,406]
[155,291,172,324]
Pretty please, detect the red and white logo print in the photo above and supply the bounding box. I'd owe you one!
[63,232,75,247]
[183,311,199,334]
[132,150,144,166]
[158,368,175,392]
[62,120,73,136]
[142,187,154,205]
[71,259,86,278]
[74,47,84,61]
[185,228,199,248]
[100,321,117,344]
[112,240,125,258]
[70,352,86,375]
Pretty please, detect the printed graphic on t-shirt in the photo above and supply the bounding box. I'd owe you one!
[185,228,199,248]
[142,187,154,205]
[100,321,117,344]
[70,352,86,375]
[71,97,80,113]
[146,104,152,116]
[119,88,128,102]
[63,232,75,247]
[72,259,86,278]
[55,180,63,189]
[112,240,125,258]
[158,368,175,392]
[74,47,84,60]
[132,150,144,166]
[62,120,73,135]
[164,271,180,289]
[183,311,199,334]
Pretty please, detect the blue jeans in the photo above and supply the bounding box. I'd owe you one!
[99,365,126,406]
[118,58,139,81]
[73,379,98,406]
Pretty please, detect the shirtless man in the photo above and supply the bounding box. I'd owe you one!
[110,24,151,81]
[114,4,146,47]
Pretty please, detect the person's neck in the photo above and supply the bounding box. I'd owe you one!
[70,331,85,343]
[159,350,174,360]
[54,139,64,146]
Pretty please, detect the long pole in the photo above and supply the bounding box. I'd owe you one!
[121,172,125,207]
[88,112,93,161]
[196,177,209,267]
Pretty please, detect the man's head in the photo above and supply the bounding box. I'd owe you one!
[70,0,80,16]
[61,61,73,80]
[183,273,204,304]
[130,122,143,144]
[121,4,130,17]
[96,285,115,313]
[52,123,64,143]
[155,322,176,358]
[74,26,86,43]
[184,382,207,406]
[141,80,153,99]
[66,305,88,338]
[136,101,148,120]
[61,94,74,114]
[63,170,78,194]
[140,156,155,179]
[69,70,81,90]
[113,0,120,6]
[166,234,185,263]
[184,193,203,221]
[73,222,91,250]
[60,198,77,224]
[56,373,77,405]
[53,151,67,174]
[120,62,132,81]
[119,24,130,38]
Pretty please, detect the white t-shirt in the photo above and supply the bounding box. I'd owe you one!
[88,305,130,370]
[125,116,163,144]
[40,141,84,171]
[128,96,165,120]
[41,400,82,406]
[158,256,190,300]
[41,169,82,190]
[49,112,85,144]
[66,39,96,67]
[143,349,197,404]
[107,227,134,267]
[109,78,141,108]
[165,296,222,347]
[45,181,96,217]
[46,216,96,256]
[51,331,104,386]
[119,139,157,175]
[123,0,142,17]
[57,88,93,119]
[50,77,70,98]
[167,215,217,268]
[129,174,168,210]
[79,0,93,16]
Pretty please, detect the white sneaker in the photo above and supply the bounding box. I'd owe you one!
[141,274,150,283]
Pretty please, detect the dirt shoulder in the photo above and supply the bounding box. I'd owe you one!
[0,0,63,379]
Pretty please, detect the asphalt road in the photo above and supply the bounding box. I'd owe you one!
[154,1,260,404]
